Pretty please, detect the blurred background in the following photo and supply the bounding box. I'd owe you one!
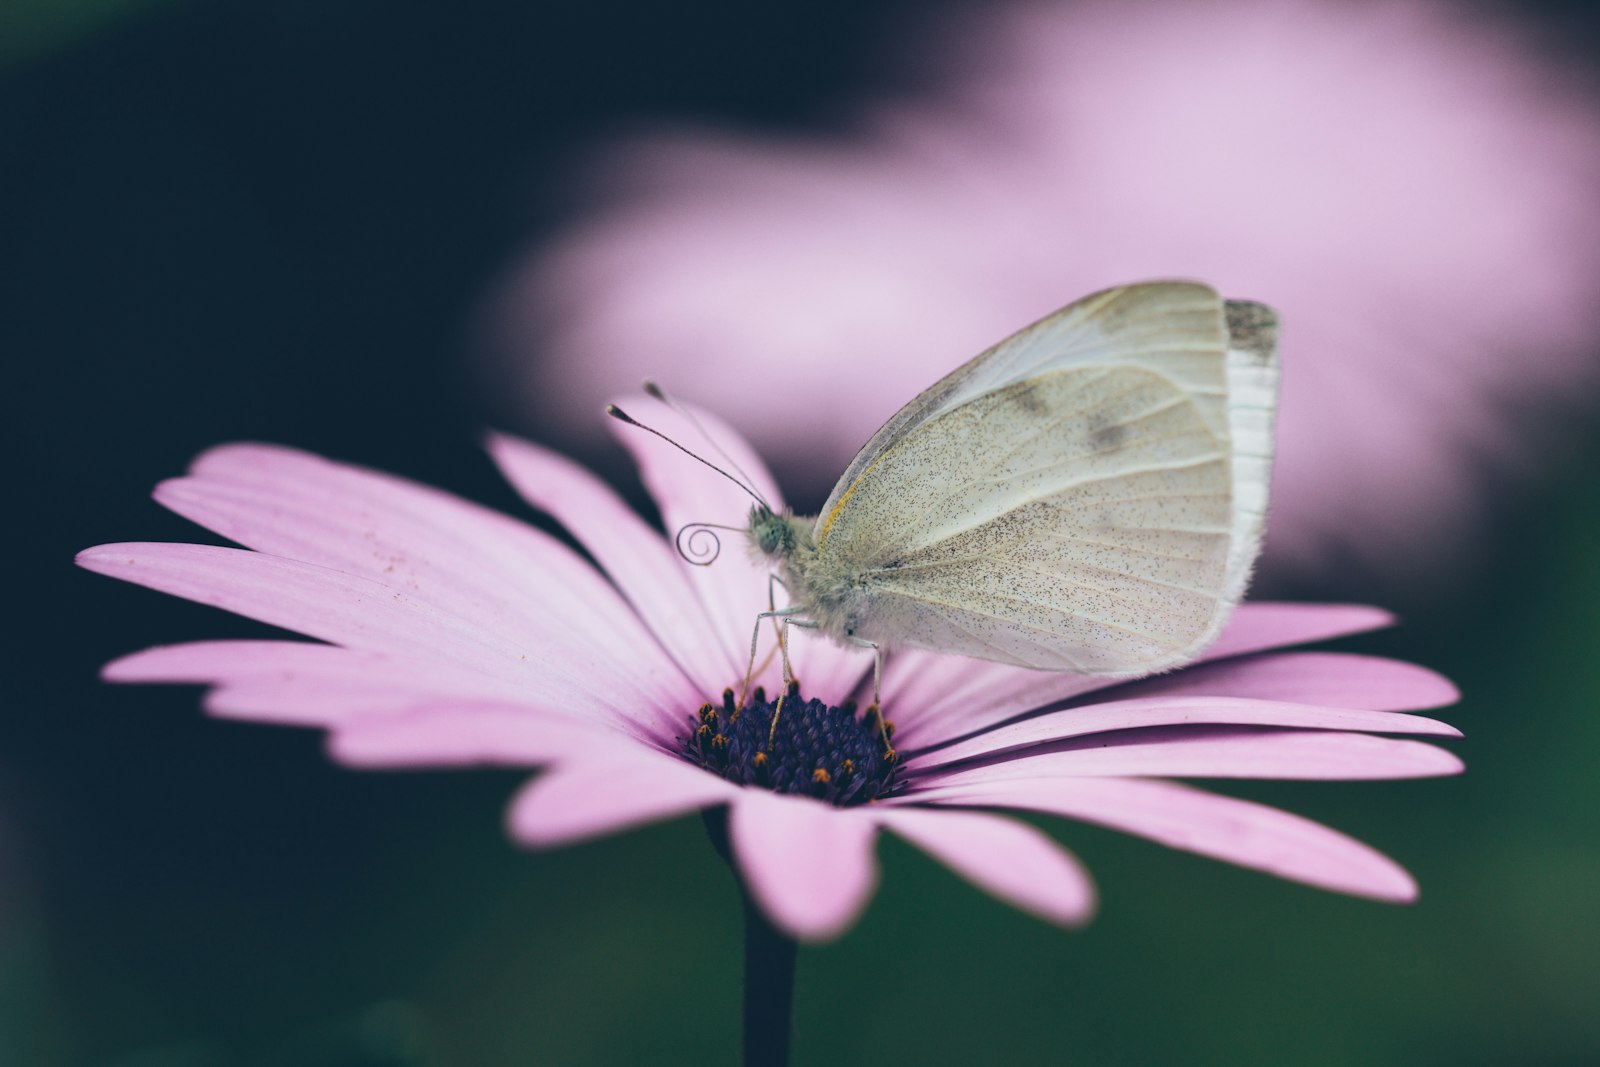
[5,0,1600,1063]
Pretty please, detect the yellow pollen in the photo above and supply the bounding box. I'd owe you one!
[812,768,832,785]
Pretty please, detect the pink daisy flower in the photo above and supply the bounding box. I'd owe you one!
[488,0,1600,584]
[77,396,1462,943]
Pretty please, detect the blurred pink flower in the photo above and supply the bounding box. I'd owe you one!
[79,399,1462,940]
[488,0,1600,583]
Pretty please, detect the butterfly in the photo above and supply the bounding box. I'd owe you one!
[615,280,1280,708]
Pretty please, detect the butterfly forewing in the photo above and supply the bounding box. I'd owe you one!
[817,282,1233,532]
[811,281,1276,673]
[1220,300,1281,602]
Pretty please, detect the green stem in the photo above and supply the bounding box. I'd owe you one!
[704,809,799,1067]
[741,886,798,1067]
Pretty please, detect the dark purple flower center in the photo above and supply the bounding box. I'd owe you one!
[681,683,900,806]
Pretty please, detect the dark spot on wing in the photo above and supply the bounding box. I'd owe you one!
[1008,380,1049,415]
[1087,412,1126,451]
[1224,300,1279,363]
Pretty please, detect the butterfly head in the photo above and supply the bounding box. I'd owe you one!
[748,505,797,560]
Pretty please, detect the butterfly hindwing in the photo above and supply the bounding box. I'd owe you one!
[809,281,1279,673]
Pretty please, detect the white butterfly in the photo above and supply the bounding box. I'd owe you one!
[742,280,1280,679]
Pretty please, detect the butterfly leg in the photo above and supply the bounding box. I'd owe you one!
[764,573,794,685]
[734,573,793,709]
[837,636,892,758]
[867,641,883,709]
[765,615,807,749]
[740,605,801,712]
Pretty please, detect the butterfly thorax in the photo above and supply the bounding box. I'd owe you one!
[747,505,873,645]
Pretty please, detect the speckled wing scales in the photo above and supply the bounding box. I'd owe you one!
[1220,299,1281,604]
[818,282,1237,528]
[813,282,1279,673]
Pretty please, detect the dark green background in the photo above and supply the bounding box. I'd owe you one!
[5,1,1598,1063]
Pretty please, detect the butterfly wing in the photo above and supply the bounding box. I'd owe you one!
[811,281,1279,673]
[1218,297,1280,605]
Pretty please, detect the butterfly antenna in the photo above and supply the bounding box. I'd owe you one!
[643,380,773,510]
[605,404,771,511]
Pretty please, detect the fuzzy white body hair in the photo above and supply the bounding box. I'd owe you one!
[732,282,1280,674]
[747,507,879,647]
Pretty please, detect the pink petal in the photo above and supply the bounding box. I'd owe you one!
[882,653,1076,749]
[157,445,677,690]
[906,777,1419,901]
[606,393,786,687]
[873,806,1095,926]
[909,696,1460,770]
[106,639,423,685]
[201,681,474,726]
[887,602,1397,748]
[919,729,1465,785]
[728,790,879,941]
[108,640,511,715]
[1203,603,1395,661]
[78,544,679,736]
[486,432,739,694]
[607,393,868,701]
[82,542,515,660]
[1105,652,1459,711]
[505,752,740,846]
[103,639,679,747]
[328,703,644,768]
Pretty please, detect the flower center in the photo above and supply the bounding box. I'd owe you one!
[681,683,900,806]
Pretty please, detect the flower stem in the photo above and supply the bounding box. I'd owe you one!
[741,888,798,1067]
[704,809,799,1067]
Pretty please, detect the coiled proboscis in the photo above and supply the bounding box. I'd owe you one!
[675,523,725,566]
